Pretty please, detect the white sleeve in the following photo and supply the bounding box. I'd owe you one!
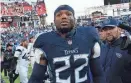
[91,42,101,58]
[28,43,32,51]
[14,49,22,57]
[28,43,33,52]
[34,48,46,64]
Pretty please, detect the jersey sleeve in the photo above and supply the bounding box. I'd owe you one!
[89,42,106,83]
[28,62,47,83]
[87,27,105,83]
[90,27,100,43]
[91,42,101,58]
[29,34,48,83]
[28,43,33,52]
[14,49,22,57]
[33,34,44,49]
[83,26,101,44]
[33,33,47,62]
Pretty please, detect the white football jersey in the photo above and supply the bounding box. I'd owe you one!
[28,43,35,57]
[14,46,29,67]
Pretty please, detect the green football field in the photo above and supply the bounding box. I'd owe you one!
[1,65,32,83]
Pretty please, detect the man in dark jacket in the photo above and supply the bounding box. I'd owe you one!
[4,43,18,83]
[100,18,131,83]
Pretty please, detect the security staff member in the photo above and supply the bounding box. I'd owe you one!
[100,18,131,83]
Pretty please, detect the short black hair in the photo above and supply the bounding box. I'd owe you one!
[6,43,13,47]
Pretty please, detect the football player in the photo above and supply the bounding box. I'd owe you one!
[14,38,29,83]
[29,5,105,83]
[28,35,36,69]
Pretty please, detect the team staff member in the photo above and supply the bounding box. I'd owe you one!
[100,18,131,83]
[29,5,105,83]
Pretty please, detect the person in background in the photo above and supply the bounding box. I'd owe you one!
[100,18,131,83]
[95,25,107,44]
[14,38,29,83]
[3,43,18,83]
[28,35,36,69]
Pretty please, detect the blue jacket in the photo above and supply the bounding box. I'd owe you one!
[100,37,131,83]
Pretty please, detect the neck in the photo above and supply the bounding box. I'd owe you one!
[108,36,120,44]
[58,32,67,38]
[22,45,27,49]
[56,28,76,39]
[7,49,11,51]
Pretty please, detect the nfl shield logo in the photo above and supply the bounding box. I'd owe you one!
[67,40,72,45]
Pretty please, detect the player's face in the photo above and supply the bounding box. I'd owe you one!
[54,10,75,34]
[98,29,107,41]
[7,46,12,51]
[30,38,35,43]
[103,26,121,42]
[23,40,29,48]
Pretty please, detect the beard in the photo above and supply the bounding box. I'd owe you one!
[106,36,117,43]
[55,16,75,34]
[57,27,73,34]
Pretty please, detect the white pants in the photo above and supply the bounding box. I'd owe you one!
[17,66,28,83]
[30,57,35,69]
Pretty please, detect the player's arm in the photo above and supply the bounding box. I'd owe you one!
[89,42,105,83]
[28,48,47,83]
[14,49,22,63]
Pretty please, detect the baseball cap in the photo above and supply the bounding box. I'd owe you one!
[102,18,119,28]
[95,25,102,29]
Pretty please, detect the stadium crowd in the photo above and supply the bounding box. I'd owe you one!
[0,26,53,83]
[0,6,131,83]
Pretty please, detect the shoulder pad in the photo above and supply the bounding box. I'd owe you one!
[77,26,100,41]
[33,31,54,48]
